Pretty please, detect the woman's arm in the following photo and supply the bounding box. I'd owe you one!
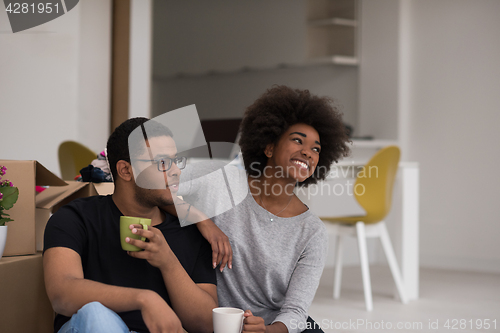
[271,226,328,333]
[238,222,327,333]
[163,198,233,271]
[197,219,233,271]
[171,161,247,270]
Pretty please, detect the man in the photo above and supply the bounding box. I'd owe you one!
[43,117,217,333]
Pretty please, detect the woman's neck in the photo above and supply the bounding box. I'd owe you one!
[248,170,296,205]
[248,174,311,218]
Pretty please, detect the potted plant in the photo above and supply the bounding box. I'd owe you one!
[0,165,19,259]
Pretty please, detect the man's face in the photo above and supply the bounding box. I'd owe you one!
[131,135,180,207]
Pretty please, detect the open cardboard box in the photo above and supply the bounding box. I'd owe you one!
[0,160,114,256]
[35,180,114,252]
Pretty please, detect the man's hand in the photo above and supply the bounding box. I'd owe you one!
[126,224,217,332]
[140,291,184,333]
[126,225,174,270]
[43,247,186,332]
[243,310,266,333]
[197,219,233,272]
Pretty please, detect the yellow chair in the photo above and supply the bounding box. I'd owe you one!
[321,146,408,311]
[58,141,97,180]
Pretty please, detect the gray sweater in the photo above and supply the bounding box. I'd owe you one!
[178,162,328,333]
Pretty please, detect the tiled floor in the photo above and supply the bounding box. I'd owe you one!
[308,266,500,333]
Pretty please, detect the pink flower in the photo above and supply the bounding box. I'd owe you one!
[1,180,12,187]
[0,167,15,187]
[0,192,3,200]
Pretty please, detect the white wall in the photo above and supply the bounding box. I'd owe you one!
[0,0,111,176]
[151,0,359,130]
[358,0,400,141]
[342,0,500,273]
[406,0,500,272]
[77,0,112,153]
[153,0,307,77]
[129,0,153,119]
[152,66,358,126]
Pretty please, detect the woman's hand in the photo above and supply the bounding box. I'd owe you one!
[196,219,233,272]
[126,225,174,270]
[243,310,266,333]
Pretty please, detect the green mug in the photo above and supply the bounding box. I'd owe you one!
[120,216,152,251]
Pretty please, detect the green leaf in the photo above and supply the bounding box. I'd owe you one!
[0,217,14,226]
[0,186,19,210]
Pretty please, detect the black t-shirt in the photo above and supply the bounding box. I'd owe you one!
[43,195,216,333]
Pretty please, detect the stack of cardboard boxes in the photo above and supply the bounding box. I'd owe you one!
[0,160,113,333]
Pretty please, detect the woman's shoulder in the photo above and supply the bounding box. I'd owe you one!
[293,211,328,244]
[302,212,327,231]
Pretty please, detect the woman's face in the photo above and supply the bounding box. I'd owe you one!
[265,123,321,183]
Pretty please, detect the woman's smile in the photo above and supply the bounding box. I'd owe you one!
[267,123,321,182]
[291,158,309,171]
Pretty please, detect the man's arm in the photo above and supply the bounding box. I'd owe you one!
[43,247,184,333]
[127,227,218,333]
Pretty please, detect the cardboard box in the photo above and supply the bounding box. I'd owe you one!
[0,160,67,256]
[92,182,115,196]
[0,253,54,333]
[0,160,115,256]
[35,180,114,252]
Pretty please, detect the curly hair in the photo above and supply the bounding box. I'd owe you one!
[239,85,351,187]
[106,117,173,180]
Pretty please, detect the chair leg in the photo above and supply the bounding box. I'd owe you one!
[333,235,343,299]
[379,222,408,304]
[356,222,373,311]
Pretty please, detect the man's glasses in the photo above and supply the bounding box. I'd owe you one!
[133,156,187,172]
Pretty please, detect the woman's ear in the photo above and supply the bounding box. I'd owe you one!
[116,160,133,182]
[264,144,274,158]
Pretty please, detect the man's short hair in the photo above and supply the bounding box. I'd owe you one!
[106,117,173,180]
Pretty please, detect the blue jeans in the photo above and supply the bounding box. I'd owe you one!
[58,302,135,333]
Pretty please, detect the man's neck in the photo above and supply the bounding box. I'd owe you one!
[112,190,165,226]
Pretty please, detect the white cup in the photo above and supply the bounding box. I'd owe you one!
[213,307,244,333]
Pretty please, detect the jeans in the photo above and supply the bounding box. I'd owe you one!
[60,302,321,333]
[58,302,134,333]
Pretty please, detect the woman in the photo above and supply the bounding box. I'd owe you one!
[173,85,350,333]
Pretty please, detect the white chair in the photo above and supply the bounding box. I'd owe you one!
[321,146,408,311]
